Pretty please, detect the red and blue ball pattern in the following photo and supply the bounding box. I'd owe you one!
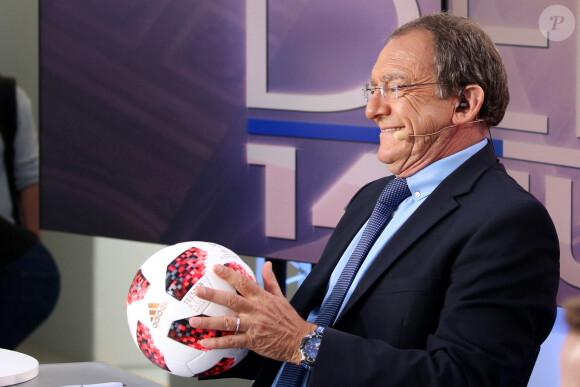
[125,269,150,307]
[137,321,169,371]
[166,247,208,301]
[194,357,237,377]
[224,261,256,282]
[167,316,235,351]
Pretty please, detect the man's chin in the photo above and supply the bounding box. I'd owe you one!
[377,153,398,173]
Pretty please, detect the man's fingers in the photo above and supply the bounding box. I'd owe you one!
[194,284,249,313]
[189,315,240,333]
[262,261,284,297]
[199,334,241,350]
[188,315,246,350]
[212,264,261,297]
[212,261,284,298]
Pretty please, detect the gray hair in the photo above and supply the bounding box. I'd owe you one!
[389,13,509,127]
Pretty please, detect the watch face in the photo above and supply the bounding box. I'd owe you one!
[304,336,322,358]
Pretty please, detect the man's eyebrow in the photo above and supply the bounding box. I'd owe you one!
[370,73,407,86]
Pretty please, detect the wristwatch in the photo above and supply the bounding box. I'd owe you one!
[299,326,325,370]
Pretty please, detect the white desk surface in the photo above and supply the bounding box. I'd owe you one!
[15,362,165,387]
[0,349,39,386]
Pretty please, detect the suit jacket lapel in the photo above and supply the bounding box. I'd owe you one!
[290,177,392,316]
[336,142,499,321]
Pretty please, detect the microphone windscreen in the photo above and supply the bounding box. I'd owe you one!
[393,131,408,141]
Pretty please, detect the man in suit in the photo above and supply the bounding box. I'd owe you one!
[189,13,560,386]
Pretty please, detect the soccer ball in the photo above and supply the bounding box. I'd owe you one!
[125,241,256,377]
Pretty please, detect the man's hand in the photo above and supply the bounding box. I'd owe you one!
[188,261,316,365]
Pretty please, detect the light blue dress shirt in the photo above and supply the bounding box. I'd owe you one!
[273,139,488,386]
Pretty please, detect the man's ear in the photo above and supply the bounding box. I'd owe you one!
[452,84,485,125]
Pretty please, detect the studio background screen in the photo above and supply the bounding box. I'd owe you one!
[40,0,580,301]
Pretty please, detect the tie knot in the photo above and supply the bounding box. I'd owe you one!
[378,177,411,207]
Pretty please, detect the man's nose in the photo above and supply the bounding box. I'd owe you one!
[365,93,390,120]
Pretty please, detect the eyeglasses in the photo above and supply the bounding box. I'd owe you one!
[362,82,442,102]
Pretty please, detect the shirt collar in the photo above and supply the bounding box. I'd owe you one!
[405,139,488,201]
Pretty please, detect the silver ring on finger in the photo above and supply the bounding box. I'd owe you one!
[234,316,241,335]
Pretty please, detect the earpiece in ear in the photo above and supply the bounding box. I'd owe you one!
[458,86,468,109]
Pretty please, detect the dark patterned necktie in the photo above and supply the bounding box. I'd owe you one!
[276,177,411,387]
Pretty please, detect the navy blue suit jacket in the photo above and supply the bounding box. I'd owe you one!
[227,142,560,386]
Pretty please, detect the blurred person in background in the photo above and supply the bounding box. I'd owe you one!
[0,73,59,350]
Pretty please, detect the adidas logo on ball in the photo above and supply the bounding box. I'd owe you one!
[148,302,167,328]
